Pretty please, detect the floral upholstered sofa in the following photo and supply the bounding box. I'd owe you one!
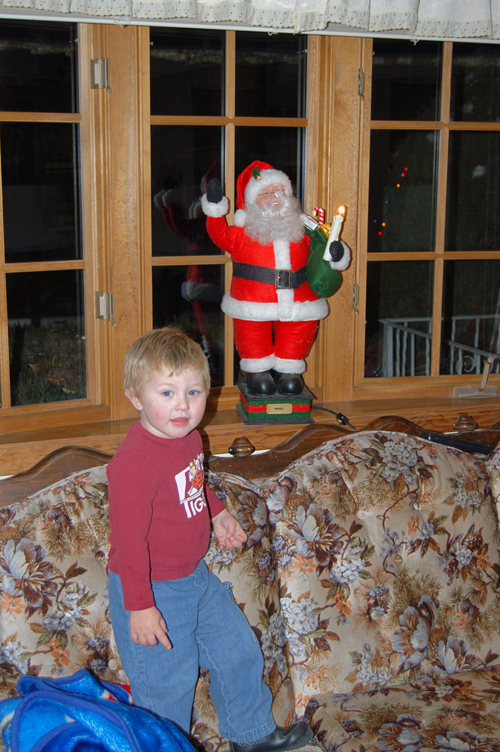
[2,428,500,751]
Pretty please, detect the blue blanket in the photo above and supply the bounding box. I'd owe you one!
[0,669,197,752]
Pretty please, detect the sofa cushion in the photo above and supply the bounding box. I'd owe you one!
[0,464,124,698]
[260,431,500,707]
[304,666,500,752]
[486,447,500,530]
[0,464,292,747]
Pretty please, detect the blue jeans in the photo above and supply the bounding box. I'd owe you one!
[108,563,275,742]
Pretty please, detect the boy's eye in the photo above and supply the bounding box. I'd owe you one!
[188,389,199,396]
[162,390,173,397]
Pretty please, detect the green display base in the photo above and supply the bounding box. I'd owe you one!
[237,383,314,425]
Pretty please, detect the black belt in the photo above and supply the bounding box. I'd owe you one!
[232,262,307,290]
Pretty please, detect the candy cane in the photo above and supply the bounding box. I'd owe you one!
[313,207,325,225]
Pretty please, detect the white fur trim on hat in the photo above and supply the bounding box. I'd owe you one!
[233,209,246,227]
[201,193,229,218]
[244,169,293,208]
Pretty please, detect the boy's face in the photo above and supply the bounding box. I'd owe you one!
[126,366,207,440]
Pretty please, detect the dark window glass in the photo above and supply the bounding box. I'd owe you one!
[151,125,223,257]
[365,261,434,378]
[7,269,86,405]
[445,131,500,251]
[371,40,442,121]
[1,122,81,263]
[150,28,223,116]
[440,260,500,375]
[235,127,304,200]
[450,43,500,123]
[0,20,77,113]
[235,32,306,118]
[152,264,225,387]
[368,130,438,253]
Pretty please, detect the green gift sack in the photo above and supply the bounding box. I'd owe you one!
[305,226,342,298]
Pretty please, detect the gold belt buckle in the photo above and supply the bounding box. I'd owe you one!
[275,269,292,289]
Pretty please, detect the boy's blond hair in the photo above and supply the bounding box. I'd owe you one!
[124,327,211,397]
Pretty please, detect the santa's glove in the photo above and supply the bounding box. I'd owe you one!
[328,239,351,271]
[206,178,223,204]
[329,240,344,262]
[202,178,229,217]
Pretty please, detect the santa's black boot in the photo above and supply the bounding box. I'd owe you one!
[245,370,276,396]
[274,372,304,396]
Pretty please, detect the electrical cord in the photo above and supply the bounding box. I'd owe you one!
[312,405,357,431]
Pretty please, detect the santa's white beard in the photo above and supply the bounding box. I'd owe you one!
[244,195,305,245]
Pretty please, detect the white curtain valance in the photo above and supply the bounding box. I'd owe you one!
[0,0,499,39]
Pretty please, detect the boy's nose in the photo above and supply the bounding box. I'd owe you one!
[175,394,189,410]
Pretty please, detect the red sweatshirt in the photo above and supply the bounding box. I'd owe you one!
[107,421,225,611]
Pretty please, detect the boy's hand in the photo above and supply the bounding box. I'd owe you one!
[212,510,247,550]
[129,607,172,649]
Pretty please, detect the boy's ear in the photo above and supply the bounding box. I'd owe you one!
[125,388,143,411]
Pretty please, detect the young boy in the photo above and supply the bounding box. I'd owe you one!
[107,327,313,752]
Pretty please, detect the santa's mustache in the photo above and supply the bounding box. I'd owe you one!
[244,194,304,244]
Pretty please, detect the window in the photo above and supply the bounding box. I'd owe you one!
[358,40,500,395]
[148,29,307,389]
[0,23,310,432]
[2,26,498,467]
[0,21,89,411]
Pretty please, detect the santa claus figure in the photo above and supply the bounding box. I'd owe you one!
[202,160,349,396]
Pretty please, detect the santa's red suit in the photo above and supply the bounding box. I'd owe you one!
[202,161,328,377]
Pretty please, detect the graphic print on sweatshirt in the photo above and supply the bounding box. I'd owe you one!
[174,453,207,519]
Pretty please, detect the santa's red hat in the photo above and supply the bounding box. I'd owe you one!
[234,160,293,227]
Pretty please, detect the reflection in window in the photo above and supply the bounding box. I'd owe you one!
[368,131,439,253]
[7,270,86,406]
[1,122,81,263]
[152,265,225,387]
[440,260,500,376]
[371,40,442,122]
[151,126,223,257]
[235,32,306,118]
[365,261,434,378]
[445,131,500,251]
[450,43,500,123]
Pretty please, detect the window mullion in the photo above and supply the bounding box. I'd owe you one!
[430,43,453,375]
[224,30,236,389]
[440,42,453,124]
[0,271,10,409]
[430,257,444,375]
[354,37,373,387]
[225,30,236,121]
[0,116,11,407]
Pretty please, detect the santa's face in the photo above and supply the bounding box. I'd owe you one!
[256,183,285,211]
[245,183,304,245]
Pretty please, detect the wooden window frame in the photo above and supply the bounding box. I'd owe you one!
[0,22,110,433]
[354,38,500,402]
[1,28,499,475]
